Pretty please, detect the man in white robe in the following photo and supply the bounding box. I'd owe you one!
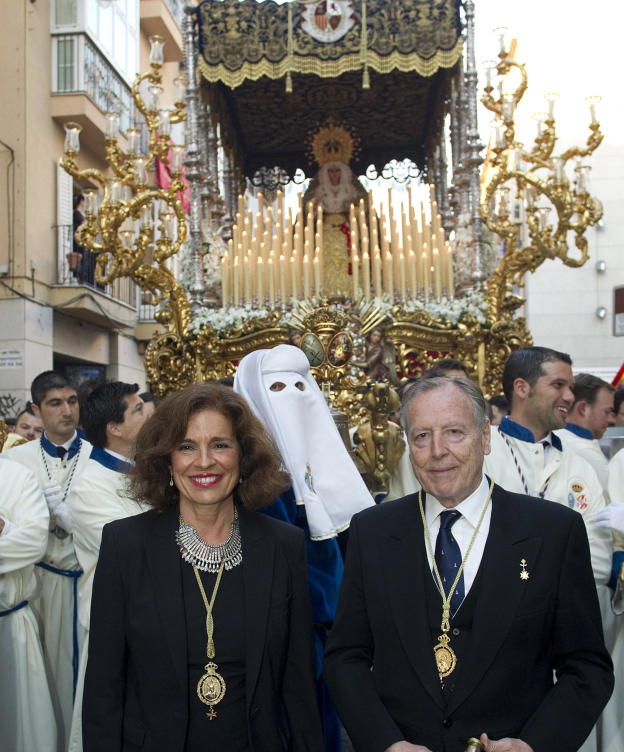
[0,459,57,752]
[482,347,614,752]
[2,370,92,750]
[68,381,149,752]
[483,348,611,586]
[555,373,615,491]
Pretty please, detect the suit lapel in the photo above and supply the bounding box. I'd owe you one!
[240,508,275,711]
[383,494,445,709]
[446,486,542,713]
[143,506,188,696]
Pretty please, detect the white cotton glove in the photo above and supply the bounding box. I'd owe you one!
[594,502,624,536]
[42,480,64,514]
[52,502,73,533]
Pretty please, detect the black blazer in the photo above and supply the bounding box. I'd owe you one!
[324,484,613,752]
[83,505,324,752]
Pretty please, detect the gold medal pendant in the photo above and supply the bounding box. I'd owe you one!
[197,661,226,720]
[433,633,456,681]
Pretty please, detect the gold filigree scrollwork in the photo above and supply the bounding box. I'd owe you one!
[481,47,603,324]
[481,317,533,398]
[353,382,404,493]
[144,332,197,396]
[61,37,191,338]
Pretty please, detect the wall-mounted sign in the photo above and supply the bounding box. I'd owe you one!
[0,349,24,370]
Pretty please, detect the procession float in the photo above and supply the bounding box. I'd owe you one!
[60,0,604,490]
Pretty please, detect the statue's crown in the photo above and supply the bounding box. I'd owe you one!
[307,119,359,167]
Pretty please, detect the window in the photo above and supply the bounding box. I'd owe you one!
[56,37,75,91]
[55,0,78,27]
[54,0,139,86]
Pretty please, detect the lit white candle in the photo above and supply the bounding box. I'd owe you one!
[279,252,287,301]
[303,253,311,299]
[256,257,264,304]
[433,247,441,298]
[233,256,240,306]
[362,250,370,299]
[409,249,417,296]
[446,243,454,298]
[352,253,359,298]
[350,212,359,261]
[373,248,382,298]
[268,258,275,305]
[290,256,297,300]
[313,254,321,297]
[384,251,394,299]
[243,254,251,303]
[399,251,406,300]
[221,256,229,304]
[315,232,322,284]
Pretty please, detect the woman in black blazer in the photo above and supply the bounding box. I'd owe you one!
[83,383,324,752]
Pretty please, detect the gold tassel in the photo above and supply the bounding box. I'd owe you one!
[286,71,293,94]
[362,65,370,90]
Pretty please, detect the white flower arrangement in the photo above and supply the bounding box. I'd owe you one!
[403,289,488,326]
[189,305,265,335]
[188,289,488,336]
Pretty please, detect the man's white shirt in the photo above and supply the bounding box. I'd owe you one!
[424,474,492,597]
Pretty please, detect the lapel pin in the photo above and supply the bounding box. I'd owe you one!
[520,559,530,580]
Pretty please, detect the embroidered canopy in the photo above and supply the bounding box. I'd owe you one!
[195,0,463,182]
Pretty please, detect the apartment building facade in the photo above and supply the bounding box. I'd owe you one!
[0,0,184,415]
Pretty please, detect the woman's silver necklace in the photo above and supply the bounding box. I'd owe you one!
[175,509,242,573]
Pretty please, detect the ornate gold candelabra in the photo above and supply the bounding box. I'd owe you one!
[480,36,604,324]
[60,35,191,336]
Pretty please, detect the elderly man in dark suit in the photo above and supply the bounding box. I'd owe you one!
[324,377,613,752]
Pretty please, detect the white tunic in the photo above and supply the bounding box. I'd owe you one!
[2,433,92,750]
[556,425,610,494]
[485,420,616,752]
[67,449,148,752]
[609,449,624,504]
[0,460,57,752]
[484,422,612,587]
[586,447,624,752]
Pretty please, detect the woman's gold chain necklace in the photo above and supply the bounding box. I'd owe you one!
[193,561,226,720]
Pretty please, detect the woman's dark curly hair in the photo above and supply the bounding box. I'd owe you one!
[129,383,290,511]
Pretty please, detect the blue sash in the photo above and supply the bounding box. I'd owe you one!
[36,561,83,697]
[0,599,28,617]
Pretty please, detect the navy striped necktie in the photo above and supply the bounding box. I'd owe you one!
[434,510,464,617]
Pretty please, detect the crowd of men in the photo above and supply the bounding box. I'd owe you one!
[1,346,623,752]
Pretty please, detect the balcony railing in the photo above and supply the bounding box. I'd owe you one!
[55,224,138,308]
[52,34,133,133]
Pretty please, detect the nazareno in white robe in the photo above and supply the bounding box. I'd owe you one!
[0,459,57,752]
[2,433,92,750]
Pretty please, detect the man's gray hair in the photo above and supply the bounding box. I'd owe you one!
[400,376,489,432]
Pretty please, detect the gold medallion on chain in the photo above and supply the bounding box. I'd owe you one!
[433,633,457,678]
[197,661,226,719]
